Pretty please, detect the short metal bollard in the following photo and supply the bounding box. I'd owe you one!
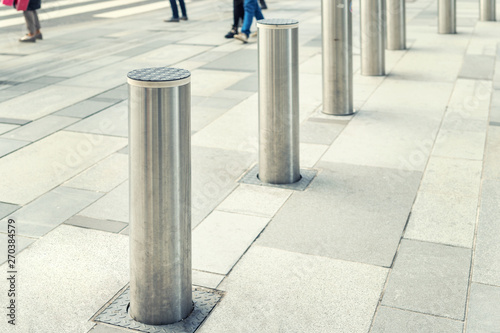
[438,0,456,34]
[257,18,300,184]
[321,0,354,115]
[361,0,385,75]
[386,0,406,50]
[480,0,496,21]
[127,67,192,325]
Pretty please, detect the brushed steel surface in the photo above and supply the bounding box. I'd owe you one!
[438,0,456,34]
[128,72,192,325]
[386,0,406,50]
[257,21,300,184]
[361,0,385,75]
[480,0,496,21]
[321,0,354,115]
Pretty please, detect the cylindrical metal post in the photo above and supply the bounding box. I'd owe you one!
[361,0,385,75]
[127,67,192,325]
[386,0,406,50]
[480,0,496,21]
[438,0,456,34]
[257,18,300,184]
[321,0,353,115]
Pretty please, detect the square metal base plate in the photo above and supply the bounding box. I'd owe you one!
[239,165,317,191]
[94,287,223,333]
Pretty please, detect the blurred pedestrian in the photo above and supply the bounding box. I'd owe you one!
[19,0,42,43]
[165,0,188,22]
[234,0,264,43]
[259,0,267,10]
[225,0,244,38]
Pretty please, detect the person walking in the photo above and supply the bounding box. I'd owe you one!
[19,0,42,43]
[165,0,188,22]
[234,0,264,43]
[259,0,267,10]
[225,0,244,38]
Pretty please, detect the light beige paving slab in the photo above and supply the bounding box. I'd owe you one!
[198,245,388,333]
[66,101,128,137]
[216,184,292,218]
[431,128,486,160]
[191,69,251,97]
[128,44,212,67]
[299,143,328,168]
[64,153,128,193]
[0,85,102,121]
[192,211,269,275]
[192,270,225,289]
[446,79,492,121]
[419,156,482,198]
[483,126,500,180]
[0,124,18,135]
[79,181,128,223]
[0,131,127,205]
[0,225,129,333]
[405,191,478,248]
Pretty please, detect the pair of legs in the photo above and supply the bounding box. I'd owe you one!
[241,0,264,37]
[169,0,187,19]
[20,10,42,42]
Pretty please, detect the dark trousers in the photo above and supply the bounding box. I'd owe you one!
[233,0,244,29]
[169,0,187,18]
[23,10,40,35]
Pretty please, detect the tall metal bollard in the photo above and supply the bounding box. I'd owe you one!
[386,0,406,50]
[480,0,496,21]
[321,0,353,115]
[127,67,192,325]
[257,18,300,184]
[438,0,456,34]
[361,0,385,75]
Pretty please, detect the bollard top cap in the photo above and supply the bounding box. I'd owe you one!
[257,18,299,29]
[127,67,191,88]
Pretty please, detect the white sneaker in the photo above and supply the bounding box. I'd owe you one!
[250,31,258,38]
[234,33,248,43]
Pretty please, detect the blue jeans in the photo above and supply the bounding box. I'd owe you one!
[241,0,264,36]
[169,0,187,18]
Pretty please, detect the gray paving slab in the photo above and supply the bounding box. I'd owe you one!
[0,131,127,205]
[382,239,471,320]
[0,117,31,125]
[64,215,127,234]
[0,202,19,220]
[193,211,269,275]
[0,186,103,238]
[483,126,500,180]
[54,99,118,118]
[192,270,225,289]
[371,306,464,333]
[0,234,35,265]
[192,105,229,133]
[95,84,128,101]
[459,55,495,80]
[66,101,128,137]
[199,245,388,333]
[88,324,137,333]
[0,138,29,157]
[4,82,47,92]
[79,181,128,223]
[0,90,24,102]
[29,76,67,85]
[491,89,500,123]
[300,118,347,145]
[226,74,257,92]
[466,283,500,332]
[201,49,258,72]
[257,162,421,267]
[1,115,78,142]
[419,156,482,198]
[405,191,478,248]
[0,225,129,333]
[472,179,500,286]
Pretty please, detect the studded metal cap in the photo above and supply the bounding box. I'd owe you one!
[257,18,299,28]
[127,67,191,88]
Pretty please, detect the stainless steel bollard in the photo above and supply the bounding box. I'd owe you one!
[321,0,354,115]
[386,0,406,50]
[438,0,456,34]
[361,0,385,75]
[257,18,300,184]
[127,67,192,325]
[480,0,496,21]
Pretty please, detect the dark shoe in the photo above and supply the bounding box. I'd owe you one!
[180,16,188,21]
[260,0,267,9]
[35,32,42,40]
[19,34,36,43]
[234,33,248,43]
[225,28,238,39]
[164,17,180,22]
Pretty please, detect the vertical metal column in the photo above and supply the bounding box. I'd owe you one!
[127,67,192,325]
[480,0,496,21]
[361,0,385,75]
[257,18,300,184]
[321,0,353,115]
[386,0,406,50]
[438,0,456,34]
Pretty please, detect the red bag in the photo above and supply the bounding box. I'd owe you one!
[1,0,14,6]
[15,0,29,11]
